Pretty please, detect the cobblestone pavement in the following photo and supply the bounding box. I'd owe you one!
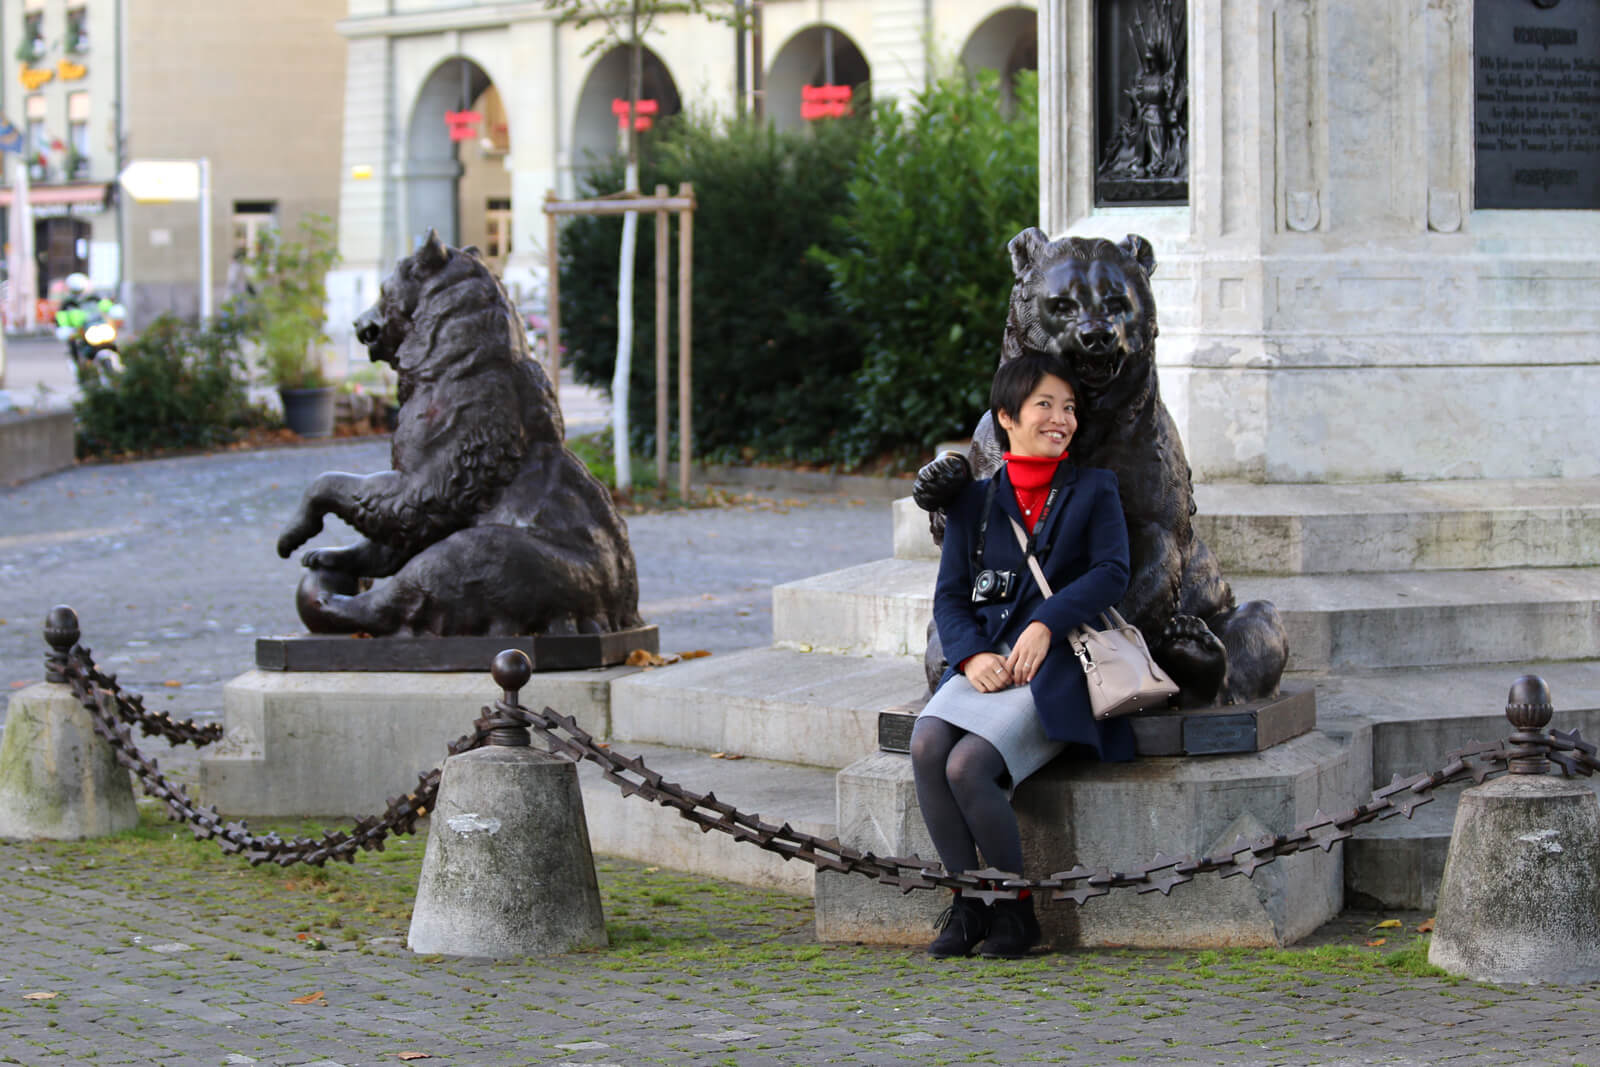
[0,438,891,742]
[4,418,1600,1064]
[1,819,1597,1067]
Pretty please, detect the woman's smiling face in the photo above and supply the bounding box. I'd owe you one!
[997,373,1077,459]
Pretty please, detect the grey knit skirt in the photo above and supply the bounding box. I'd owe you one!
[919,674,1066,788]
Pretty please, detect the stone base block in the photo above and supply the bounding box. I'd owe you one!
[0,410,75,486]
[0,683,138,840]
[409,746,607,958]
[816,732,1360,949]
[1430,775,1600,984]
[199,667,629,817]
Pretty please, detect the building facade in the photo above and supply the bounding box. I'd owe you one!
[326,0,1039,348]
[0,0,346,328]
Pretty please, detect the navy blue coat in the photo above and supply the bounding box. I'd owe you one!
[932,463,1136,761]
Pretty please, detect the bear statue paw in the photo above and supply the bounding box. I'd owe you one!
[913,452,972,513]
[1156,614,1228,707]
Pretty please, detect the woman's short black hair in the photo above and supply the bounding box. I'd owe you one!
[989,352,1077,450]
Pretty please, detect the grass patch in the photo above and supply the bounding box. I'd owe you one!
[4,805,1459,1001]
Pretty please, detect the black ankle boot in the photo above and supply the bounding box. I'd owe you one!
[981,894,1041,958]
[928,893,991,958]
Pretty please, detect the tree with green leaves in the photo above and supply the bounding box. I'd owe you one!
[544,0,743,488]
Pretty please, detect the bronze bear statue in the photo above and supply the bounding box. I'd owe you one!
[276,231,643,638]
[916,228,1287,706]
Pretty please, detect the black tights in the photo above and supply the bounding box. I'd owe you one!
[909,716,1024,878]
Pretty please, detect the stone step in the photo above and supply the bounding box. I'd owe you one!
[890,476,1600,575]
[577,742,836,897]
[607,646,928,769]
[773,558,1600,671]
[1307,659,1600,787]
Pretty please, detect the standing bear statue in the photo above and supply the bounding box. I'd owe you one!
[915,228,1287,706]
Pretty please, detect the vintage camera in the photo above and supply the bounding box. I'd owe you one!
[971,568,1017,605]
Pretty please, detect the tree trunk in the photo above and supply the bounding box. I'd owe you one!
[611,3,645,490]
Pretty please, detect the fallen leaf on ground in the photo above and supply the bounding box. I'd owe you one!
[289,990,326,1005]
[22,992,57,1000]
[625,649,669,668]
[1373,919,1402,929]
[679,650,712,660]
[711,752,726,759]
[396,1054,431,1061]
[1364,938,1387,947]
[797,644,813,653]
[162,680,182,688]
[9,680,32,689]
[1418,918,1435,933]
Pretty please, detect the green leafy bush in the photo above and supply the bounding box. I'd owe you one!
[251,214,340,389]
[814,70,1039,464]
[74,313,263,457]
[559,112,871,463]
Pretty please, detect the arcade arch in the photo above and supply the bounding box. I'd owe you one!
[960,6,1037,103]
[571,45,683,181]
[404,57,506,256]
[765,26,870,133]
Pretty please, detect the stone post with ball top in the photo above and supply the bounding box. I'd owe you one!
[407,649,608,957]
[0,607,138,841]
[1429,675,1600,984]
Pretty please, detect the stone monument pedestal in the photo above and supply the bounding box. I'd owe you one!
[0,682,138,840]
[199,666,630,817]
[816,729,1361,948]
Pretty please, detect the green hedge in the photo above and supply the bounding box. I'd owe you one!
[815,70,1040,464]
[560,112,871,463]
[560,72,1038,468]
[75,313,263,458]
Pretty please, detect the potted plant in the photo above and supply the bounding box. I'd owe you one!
[249,215,340,437]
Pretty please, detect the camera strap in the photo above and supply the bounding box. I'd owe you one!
[973,460,1070,571]
[972,476,1000,572]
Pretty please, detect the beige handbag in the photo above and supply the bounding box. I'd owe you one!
[1010,518,1179,719]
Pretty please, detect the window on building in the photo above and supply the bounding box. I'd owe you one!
[67,92,89,178]
[485,197,512,259]
[19,11,44,63]
[231,201,278,259]
[65,7,88,54]
[25,94,48,179]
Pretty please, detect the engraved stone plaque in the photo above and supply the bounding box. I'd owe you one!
[1475,0,1600,209]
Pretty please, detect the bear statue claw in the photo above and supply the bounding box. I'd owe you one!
[913,452,973,513]
[1156,613,1228,706]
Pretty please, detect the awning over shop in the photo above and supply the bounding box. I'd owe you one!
[0,183,109,207]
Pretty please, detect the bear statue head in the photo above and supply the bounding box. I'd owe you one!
[353,230,518,373]
[1001,228,1158,396]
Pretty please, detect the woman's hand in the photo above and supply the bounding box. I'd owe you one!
[1004,621,1054,685]
[962,652,1014,693]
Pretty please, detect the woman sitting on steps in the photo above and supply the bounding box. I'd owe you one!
[913,351,1135,958]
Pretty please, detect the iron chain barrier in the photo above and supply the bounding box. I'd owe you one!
[40,609,1596,906]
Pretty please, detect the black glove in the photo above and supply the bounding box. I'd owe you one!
[912,451,972,513]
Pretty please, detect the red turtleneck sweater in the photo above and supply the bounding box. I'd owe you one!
[1005,452,1065,533]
